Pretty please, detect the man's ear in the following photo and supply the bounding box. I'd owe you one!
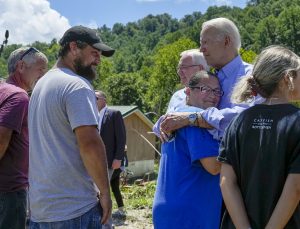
[224,35,231,47]
[185,87,191,96]
[15,60,25,73]
[69,41,79,56]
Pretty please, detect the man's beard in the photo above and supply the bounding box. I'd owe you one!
[74,57,97,81]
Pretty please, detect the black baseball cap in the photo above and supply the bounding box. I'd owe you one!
[59,25,115,57]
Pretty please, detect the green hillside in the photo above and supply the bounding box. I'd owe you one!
[1,0,300,119]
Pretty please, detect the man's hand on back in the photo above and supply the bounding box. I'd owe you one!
[160,112,213,135]
[160,112,190,133]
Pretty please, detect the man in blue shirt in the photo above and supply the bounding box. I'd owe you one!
[153,71,223,229]
[160,18,259,140]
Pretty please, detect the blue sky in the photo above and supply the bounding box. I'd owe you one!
[48,0,247,28]
[0,0,247,44]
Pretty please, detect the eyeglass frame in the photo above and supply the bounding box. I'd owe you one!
[176,64,201,72]
[176,64,203,81]
[96,96,106,101]
[189,83,224,97]
[19,47,39,61]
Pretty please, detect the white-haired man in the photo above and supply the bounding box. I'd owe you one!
[167,49,209,112]
[161,17,257,140]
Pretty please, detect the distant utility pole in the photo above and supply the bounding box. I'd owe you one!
[0,30,9,57]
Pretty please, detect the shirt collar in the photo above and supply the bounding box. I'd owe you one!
[218,55,243,79]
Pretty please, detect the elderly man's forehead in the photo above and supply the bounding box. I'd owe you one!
[200,27,218,38]
[95,91,106,97]
[179,54,192,63]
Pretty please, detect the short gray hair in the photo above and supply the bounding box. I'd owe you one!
[7,47,48,74]
[202,17,241,52]
[231,45,300,103]
[180,49,209,71]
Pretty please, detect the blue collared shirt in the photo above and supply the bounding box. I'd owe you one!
[201,55,254,140]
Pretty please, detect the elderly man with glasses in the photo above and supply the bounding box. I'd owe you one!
[167,49,209,112]
[153,71,223,229]
[0,47,48,228]
[152,49,209,138]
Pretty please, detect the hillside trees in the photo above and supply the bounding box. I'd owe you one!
[277,6,300,54]
[2,1,300,112]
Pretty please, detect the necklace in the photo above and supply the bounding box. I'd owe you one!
[264,97,288,105]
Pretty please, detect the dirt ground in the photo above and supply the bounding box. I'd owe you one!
[113,208,153,229]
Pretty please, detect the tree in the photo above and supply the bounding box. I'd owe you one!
[277,7,300,54]
[252,15,278,52]
[93,58,114,90]
[100,72,147,110]
[240,48,257,64]
[112,23,125,35]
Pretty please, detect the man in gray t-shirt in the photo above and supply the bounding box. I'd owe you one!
[28,26,115,228]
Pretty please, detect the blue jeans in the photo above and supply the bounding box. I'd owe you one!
[29,204,102,229]
[0,189,27,229]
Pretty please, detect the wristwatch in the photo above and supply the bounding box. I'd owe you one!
[188,112,198,126]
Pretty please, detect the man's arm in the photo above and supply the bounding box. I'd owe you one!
[161,96,264,139]
[75,125,111,224]
[161,111,213,134]
[153,88,187,138]
[112,111,126,169]
[0,126,13,160]
[0,92,28,159]
[200,157,221,175]
[265,174,300,229]
[187,126,220,175]
[200,105,248,139]
[152,115,165,137]
[203,96,264,139]
[220,163,251,229]
[161,104,249,140]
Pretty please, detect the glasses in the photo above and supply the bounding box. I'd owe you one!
[19,47,39,61]
[190,84,224,96]
[96,96,106,101]
[176,64,200,72]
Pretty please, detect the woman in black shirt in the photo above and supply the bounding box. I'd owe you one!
[218,45,300,229]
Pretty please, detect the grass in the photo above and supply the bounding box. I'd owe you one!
[111,168,158,226]
[112,161,159,211]
[120,181,156,209]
